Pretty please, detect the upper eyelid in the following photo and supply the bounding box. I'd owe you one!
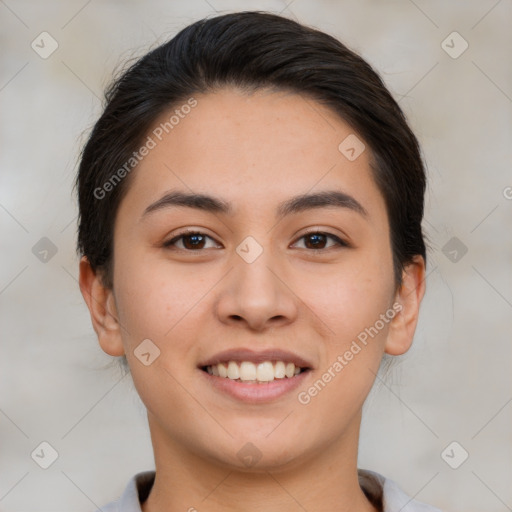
[165,230,220,248]
[165,229,348,248]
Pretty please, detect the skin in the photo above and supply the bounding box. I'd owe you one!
[79,86,425,512]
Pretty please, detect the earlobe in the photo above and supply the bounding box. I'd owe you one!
[384,255,426,356]
[78,256,125,357]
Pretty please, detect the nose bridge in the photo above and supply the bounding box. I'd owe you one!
[215,234,297,330]
[237,242,277,295]
[234,236,281,305]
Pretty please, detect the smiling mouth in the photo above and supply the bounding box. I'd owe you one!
[201,361,309,383]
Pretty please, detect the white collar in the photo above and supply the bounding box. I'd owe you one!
[98,469,442,512]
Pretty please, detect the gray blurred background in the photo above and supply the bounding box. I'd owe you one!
[1,1,511,511]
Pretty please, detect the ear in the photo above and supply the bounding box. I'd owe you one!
[384,255,426,356]
[78,256,125,357]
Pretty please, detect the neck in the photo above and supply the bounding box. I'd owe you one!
[142,411,378,512]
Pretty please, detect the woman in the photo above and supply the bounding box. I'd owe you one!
[76,11,441,512]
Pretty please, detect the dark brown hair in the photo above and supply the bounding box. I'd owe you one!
[74,10,427,289]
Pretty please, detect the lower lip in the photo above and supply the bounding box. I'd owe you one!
[199,369,311,404]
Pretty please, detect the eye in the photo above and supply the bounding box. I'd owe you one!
[163,229,349,252]
[292,231,348,251]
[163,230,221,251]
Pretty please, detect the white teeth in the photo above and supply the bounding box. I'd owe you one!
[239,362,257,381]
[218,363,227,378]
[205,360,304,382]
[256,361,274,382]
[274,361,286,378]
[227,361,240,380]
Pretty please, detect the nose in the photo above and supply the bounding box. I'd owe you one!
[214,245,298,332]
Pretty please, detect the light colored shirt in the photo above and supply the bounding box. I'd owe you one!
[95,469,442,512]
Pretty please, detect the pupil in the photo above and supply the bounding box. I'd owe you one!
[307,234,325,249]
[182,234,327,250]
[185,234,204,249]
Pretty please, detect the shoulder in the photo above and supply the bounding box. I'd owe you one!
[358,469,443,512]
[93,470,156,512]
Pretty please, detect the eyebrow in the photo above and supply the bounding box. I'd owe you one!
[141,189,368,221]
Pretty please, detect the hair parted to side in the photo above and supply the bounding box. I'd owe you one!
[74,10,427,292]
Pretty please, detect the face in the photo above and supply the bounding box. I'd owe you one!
[81,86,424,472]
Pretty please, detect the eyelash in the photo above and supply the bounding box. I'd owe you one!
[163,229,349,252]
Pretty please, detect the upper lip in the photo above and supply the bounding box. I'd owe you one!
[198,348,313,369]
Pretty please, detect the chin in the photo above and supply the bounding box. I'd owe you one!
[202,430,317,474]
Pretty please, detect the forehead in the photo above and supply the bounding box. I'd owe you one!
[118,87,387,223]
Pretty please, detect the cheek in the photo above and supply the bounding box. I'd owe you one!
[113,252,184,344]
[113,252,218,367]
[113,256,205,419]
[297,252,394,343]
[294,268,394,433]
